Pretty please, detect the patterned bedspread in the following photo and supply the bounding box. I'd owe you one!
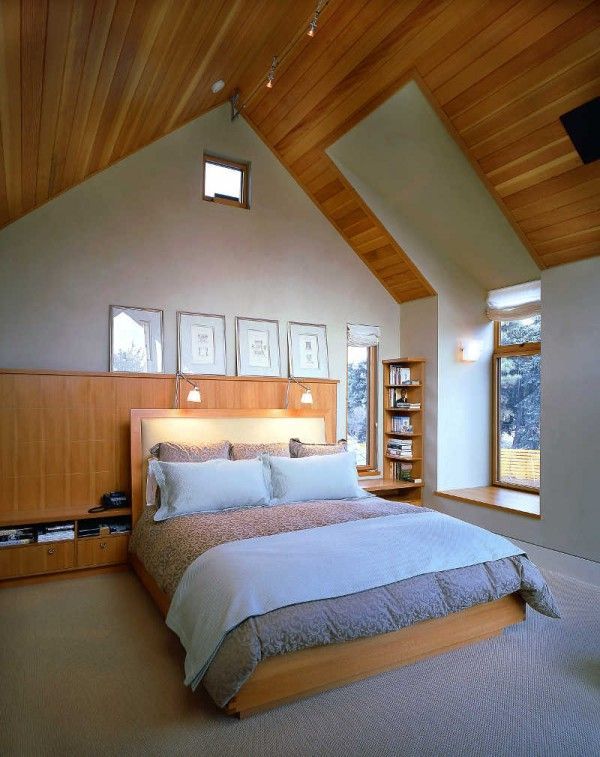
[129,498,559,707]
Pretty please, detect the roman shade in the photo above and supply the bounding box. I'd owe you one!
[347,323,380,347]
[486,280,541,322]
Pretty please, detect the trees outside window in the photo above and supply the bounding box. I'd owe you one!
[494,316,541,491]
[347,345,377,471]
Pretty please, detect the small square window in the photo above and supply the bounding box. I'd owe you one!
[203,154,249,209]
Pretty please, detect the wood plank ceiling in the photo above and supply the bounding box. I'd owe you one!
[1,1,599,302]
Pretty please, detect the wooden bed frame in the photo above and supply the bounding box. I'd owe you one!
[129,408,526,717]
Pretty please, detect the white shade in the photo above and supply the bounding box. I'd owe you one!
[461,339,482,362]
[300,389,313,405]
[486,280,541,321]
[187,387,202,403]
[347,323,380,347]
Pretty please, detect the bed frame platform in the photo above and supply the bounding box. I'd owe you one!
[129,408,526,717]
[130,554,524,717]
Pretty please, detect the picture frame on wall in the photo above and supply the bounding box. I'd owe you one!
[177,312,226,375]
[109,305,164,373]
[236,317,281,377]
[288,321,329,379]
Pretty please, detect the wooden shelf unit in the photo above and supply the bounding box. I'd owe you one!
[0,509,131,583]
[382,358,426,505]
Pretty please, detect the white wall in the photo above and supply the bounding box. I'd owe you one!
[0,104,401,444]
[437,258,600,562]
[327,80,516,493]
[540,259,600,560]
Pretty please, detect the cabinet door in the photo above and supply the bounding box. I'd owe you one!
[76,535,129,567]
[0,541,75,579]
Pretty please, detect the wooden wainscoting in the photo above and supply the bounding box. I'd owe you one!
[0,369,338,523]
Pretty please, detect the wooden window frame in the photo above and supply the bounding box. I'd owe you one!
[347,344,379,476]
[492,321,541,494]
[203,153,249,209]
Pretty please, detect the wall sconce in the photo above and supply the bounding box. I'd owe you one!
[460,339,483,362]
[174,371,202,408]
[284,376,314,408]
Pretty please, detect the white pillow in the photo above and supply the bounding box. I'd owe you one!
[266,451,369,505]
[151,458,271,522]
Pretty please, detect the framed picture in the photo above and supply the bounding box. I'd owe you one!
[236,317,281,377]
[288,322,329,379]
[109,305,163,373]
[177,312,226,375]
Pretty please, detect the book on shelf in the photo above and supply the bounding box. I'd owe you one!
[0,537,35,547]
[36,523,75,542]
[0,527,34,538]
[37,531,75,542]
[391,415,413,433]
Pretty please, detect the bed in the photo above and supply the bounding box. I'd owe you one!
[129,408,558,717]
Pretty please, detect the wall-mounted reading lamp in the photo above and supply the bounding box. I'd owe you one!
[174,371,202,408]
[284,376,314,409]
[460,339,483,362]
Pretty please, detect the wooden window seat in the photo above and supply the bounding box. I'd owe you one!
[435,486,540,519]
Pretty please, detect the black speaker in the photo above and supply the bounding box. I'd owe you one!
[559,97,600,165]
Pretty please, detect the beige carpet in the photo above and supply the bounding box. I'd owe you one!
[0,569,599,757]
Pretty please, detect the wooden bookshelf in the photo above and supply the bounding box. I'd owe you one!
[382,358,426,505]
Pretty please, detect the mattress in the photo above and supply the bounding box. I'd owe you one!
[130,497,558,707]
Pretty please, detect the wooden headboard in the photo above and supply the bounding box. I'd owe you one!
[130,408,334,524]
[0,370,337,524]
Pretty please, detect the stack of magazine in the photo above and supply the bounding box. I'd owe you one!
[37,523,75,542]
[387,438,413,458]
[0,526,35,547]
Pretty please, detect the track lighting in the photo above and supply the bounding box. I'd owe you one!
[307,0,326,37]
[266,56,277,89]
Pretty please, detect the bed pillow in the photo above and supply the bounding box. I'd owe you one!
[151,458,271,522]
[231,442,290,460]
[266,451,368,505]
[289,438,348,457]
[150,440,231,462]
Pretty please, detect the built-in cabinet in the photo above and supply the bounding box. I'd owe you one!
[0,509,130,582]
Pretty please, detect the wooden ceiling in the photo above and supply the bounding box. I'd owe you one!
[0,0,314,224]
[1,1,599,303]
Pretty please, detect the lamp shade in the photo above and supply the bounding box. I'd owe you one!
[300,389,313,405]
[187,387,202,403]
[461,340,482,362]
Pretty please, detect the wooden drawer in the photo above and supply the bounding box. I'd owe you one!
[77,534,129,568]
[0,541,75,580]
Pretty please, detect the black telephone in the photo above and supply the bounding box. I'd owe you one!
[88,491,130,513]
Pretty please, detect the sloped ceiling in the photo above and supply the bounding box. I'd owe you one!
[1,0,599,303]
[0,0,314,224]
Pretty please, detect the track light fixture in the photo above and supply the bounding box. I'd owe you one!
[266,56,278,89]
[307,0,326,37]
[235,0,330,112]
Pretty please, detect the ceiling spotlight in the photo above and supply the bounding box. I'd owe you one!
[211,79,225,94]
[266,56,278,89]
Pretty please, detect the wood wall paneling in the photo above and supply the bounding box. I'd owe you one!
[0,370,337,522]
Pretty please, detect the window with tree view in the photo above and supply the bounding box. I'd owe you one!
[494,315,541,491]
[347,345,377,469]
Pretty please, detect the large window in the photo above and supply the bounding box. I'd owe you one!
[347,325,378,472]
[493,316,541,491]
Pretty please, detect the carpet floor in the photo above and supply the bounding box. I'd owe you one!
[0,568,598,757]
